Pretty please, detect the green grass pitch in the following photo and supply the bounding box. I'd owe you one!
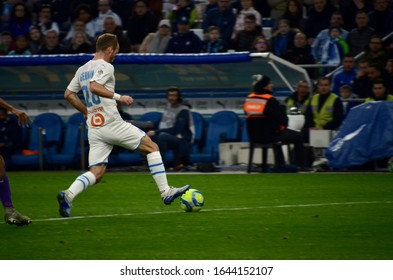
[1,171,392,260]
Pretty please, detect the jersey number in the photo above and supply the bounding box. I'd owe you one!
[82,85,101,107]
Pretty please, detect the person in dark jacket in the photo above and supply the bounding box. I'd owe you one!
[244,74,308,169]
[165,17,202,53]
[147,87,194,170]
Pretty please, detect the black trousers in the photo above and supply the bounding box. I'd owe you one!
[276,128,305,167]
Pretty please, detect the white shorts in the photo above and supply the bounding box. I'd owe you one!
[88,121,145,167]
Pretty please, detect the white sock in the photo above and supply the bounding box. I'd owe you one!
[147,151,169,193]
[65,171,97,201]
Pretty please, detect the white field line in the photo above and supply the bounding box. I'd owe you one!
[6,200,391,223]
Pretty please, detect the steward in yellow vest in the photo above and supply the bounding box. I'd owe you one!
[285,80,311,114]
[364,79,393,102]
[305,77,344,130]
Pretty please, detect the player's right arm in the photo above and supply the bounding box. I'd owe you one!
[90,81,133,105]
[64,89,88,116]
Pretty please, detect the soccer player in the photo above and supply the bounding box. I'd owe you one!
[57,33,189,217]
[0,98,32,226]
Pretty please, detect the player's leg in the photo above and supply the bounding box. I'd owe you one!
[0,155,31,226]
[57,129,111,217]
[138,134,189,204]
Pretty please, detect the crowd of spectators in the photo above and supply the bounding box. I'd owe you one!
[1,0,393,96]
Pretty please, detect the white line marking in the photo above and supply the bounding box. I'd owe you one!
[6,200,391,224]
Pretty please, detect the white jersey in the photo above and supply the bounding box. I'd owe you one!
[67,59,122,128]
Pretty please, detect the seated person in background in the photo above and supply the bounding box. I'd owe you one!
[339,85,359,117]
[232,0,262,40]
[353,63,393,98]
[201,25,228,53]
[281,32,316,78]
[167,0,197,33]
[251,35,270,52]
[165,17,202,53]
[243,74,308,170]
[126,0,158,53]
[365,80,393,102]
[270,19,296,57]
[361,35,389,69]
[305,77,344,131]
[319,25,349,67]
[66,31,95,54]
[203,0,236,48]
[101,16,131,53]
[7,35,32,56]
[147,87,194,171]
[232,14,262,52]
[63,19,95,49]
[331,54,357,95]
[285,80,311,115]
[36,29,66,55]
[139,19,172,53]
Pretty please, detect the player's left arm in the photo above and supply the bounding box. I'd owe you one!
[64,89,88,115]
[89,81,133,105]
[0,98,31,127]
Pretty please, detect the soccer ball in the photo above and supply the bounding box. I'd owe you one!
[180,189,204,212]
[388,161,393,173]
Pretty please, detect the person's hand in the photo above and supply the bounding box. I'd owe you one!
[147,130,155,137]
[119,95,133,106]
[12,109,32,128]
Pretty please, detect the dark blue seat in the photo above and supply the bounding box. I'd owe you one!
[49,113,87,167]
[191,111,205,153]
[190,111,240,164]
[138,111,163,130]
[11,113,63,169]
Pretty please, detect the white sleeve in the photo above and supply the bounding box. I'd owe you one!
[67,71,81,93]
[90,63,113,85]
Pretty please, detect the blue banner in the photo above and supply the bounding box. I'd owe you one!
[326,101,393,168]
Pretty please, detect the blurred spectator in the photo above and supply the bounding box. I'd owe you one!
[27,25,44,54]
[367,0,393,38]
[139,19,172,53]
[361,35,389,68]
[8,2,32,38]
[352,62,392,98]
[268,0,288,20]
[339,84,359,117]
[93,0,122,36]
[282,32,316,78]
[339,0,373,31]
[0,0,18,31]
[311,11,349,62]
[346,10,376,56]
[285,80,311,114]
[272,0,305,32]
[0,106,23,161]
[201,25,228,53]
[63,19,94,49]
[35,4,60,36]
[304,0,336,45]
[7,35,31,55]
[65,4,96,42]
[162,0,176,18]
[36,29,66,54]
[204,0,219,16]
[252,35,271,52]
[203,0,236,47]
[365,79,393,102]
[67,31,95,54]
[232,0,271,18]
[126,0,158,53]
[305,77,344,130]
[270,19,296,57]
[319,26,349,68]
[166,17,202,53]
[232,0,262,40]
[0,31,16,55]
[167,0,197,33]
[331,55,358,95]
[233,14,262,51]
[386,59,393,78]
[102,16,131,53]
